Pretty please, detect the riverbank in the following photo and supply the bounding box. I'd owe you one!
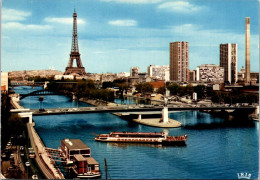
[79,98,117,107]
[9,94,64,179]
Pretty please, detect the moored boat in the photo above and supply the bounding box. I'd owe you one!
[95,132,187,145]
[60,138,101,178]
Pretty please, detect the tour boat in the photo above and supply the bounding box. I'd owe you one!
[95,132,187,145]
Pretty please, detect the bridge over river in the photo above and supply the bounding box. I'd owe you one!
[27,104,256,116]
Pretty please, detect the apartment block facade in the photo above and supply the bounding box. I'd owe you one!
[170,42,189,82]
[196,64,224,83]
[147,65,169,81]
[220,43,238,84]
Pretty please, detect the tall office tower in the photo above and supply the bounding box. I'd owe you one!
[245,17,250,83]
[220,43,238,84]
[169,42,189,81]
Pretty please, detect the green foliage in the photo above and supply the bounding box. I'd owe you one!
[113,78,128,84]
[135,83,153,94]
[102,79,129,91]
[193,85,206,99]
[28,76,54,82]
[167,83,179,95]
[7,114,25,136]
[115,83,129,91]
[102,82,114,89]
[167,83,206,98]
[47,79,115,102]
[157,86,166,95]
[211,91,259,104]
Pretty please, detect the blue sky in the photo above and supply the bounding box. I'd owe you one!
[1,0,259,73]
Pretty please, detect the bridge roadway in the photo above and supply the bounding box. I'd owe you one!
[31,104,256,116]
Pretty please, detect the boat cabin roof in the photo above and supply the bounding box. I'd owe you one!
[111,132,163,136]
[74,154,86,161]
[61,139,90,150]
[74,155,99,165]
[86,157,99,165]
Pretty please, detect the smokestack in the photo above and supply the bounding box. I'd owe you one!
[245,17,250,83]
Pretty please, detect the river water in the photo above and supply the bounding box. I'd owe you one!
[15,86,259,179]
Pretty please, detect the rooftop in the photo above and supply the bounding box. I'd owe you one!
[86,157,99,165]
[61,139,90,150]
[74,154,86,162]
[73,155,99,165]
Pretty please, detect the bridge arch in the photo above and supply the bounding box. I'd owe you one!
[20,90,61,100]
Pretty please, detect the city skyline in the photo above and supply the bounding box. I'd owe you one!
[1,0,259,73]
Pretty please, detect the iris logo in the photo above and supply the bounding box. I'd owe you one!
[237,172,251,179]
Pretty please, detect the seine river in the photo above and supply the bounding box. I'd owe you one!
[15,86,259,179]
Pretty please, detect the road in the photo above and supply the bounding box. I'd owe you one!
[30,104,257,116]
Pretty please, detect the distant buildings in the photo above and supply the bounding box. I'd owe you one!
[117,72,130,78]
[238,66,246,82]
[54,75,74,80]
[147,65,169,81]
[196,64,224,83]
[1,72,8,92]
[130,67,140,77]
[8,70,63,81]
[189,70,196,82]
[220,43,238,84]
[170,41,189,82]
[100,73,117,82]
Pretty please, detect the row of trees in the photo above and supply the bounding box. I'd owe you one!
[135,82,206,99]
[47,79,115,102]
[211,91,258,104]
[134,82,258,104]
[1,93,25,149]
[37,75,258,104]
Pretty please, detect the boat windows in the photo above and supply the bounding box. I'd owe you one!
[70,150,80,155]
[80,150,90,154]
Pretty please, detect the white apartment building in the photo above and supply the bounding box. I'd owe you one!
[196,64,224,83]
[147,65,169,81]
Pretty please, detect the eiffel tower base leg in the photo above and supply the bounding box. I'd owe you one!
[64,67,86,76]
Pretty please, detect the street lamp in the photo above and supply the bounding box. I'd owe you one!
[39,96,44,111]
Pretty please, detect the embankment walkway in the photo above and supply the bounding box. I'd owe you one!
[27,123,64,179]
[10,94,64,179]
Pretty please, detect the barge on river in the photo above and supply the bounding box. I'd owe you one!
[60,138,101,178]
[95,132,187,145]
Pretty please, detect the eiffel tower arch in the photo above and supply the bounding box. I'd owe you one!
[64,10,86,76]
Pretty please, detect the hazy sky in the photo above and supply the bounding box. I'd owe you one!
[2,0,259,73]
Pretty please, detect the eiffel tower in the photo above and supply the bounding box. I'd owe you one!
[64,10,86,76]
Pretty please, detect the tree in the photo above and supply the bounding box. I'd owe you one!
[135,83,153,94]
[102,82,114,89]
[157,86,166,95]
[193,85,206,99]
[7,114,25,137]
[167,83,179,95]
